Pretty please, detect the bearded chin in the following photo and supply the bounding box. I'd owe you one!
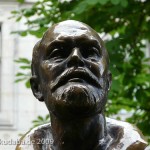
[51,83,106,116]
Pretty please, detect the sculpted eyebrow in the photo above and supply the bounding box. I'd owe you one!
[85,40,101,48]
[45,40,66,55]
[80,39,101,53]
[76,37,101,48]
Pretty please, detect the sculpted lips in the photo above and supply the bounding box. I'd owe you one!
[51,68,101,92]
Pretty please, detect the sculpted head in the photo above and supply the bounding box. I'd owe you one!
[30,20,111,119]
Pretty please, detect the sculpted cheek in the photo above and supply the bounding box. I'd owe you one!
[98,62,105,77]
[86,60,101,79]
[40,60,66,82]
[99,57,108,76]
[40,61,53,77]
[51,63,65,77]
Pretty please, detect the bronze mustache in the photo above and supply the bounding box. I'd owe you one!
[51,68,101,92]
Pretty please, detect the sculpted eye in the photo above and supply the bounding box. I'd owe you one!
[48,48,61,58]
[46,45,70,63]
[83,46,100,59]
[47,47,64,61]
[88,47,100,57]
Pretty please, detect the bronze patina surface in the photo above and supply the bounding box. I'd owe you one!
[16,20,148,150]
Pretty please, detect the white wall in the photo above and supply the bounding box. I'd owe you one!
[0,2,48,150]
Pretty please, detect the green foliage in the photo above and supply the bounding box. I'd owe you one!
[15,57,31,88]
[18,115,50,136]
[31,114,50,128]
[13,0,150,142]
[17,0,25,3]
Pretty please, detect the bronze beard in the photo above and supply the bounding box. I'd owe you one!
[42,67,108,119]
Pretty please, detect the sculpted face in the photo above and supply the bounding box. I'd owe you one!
[31,20,111,119]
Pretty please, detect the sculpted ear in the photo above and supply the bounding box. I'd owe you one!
[30,76,44,102]
[107,71,112,91]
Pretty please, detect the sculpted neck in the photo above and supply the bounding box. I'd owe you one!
[50,113,106,150]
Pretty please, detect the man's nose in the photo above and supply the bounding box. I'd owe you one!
[67,48,84,67]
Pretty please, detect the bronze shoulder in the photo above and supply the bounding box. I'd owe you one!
[16,123,52,150]
[106,117,148,150]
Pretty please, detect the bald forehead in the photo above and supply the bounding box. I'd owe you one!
[53,20,92,36]
[42,20,102,47]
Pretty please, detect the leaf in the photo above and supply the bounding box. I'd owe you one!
[23,9,35,17]
[11,10,18,14]
[15,58,31,64]
[20,66,31,69]
[45,114,50,121]
[86,0,99,5]
[120,0,128,7]
[72,1,88,14]
[143,57,150,62]
[29,28,47,38]
[16,16,22,22]
[98,0,109,5]
[19,31,27,37]
[17,0,25,3]
[32,120,40,123]
[38,116,44,121]
[111,0,120,5]
[111,78,122,91]
[16,72,25,76]
[15,78,26,83]
[25,80,31,88]
[135,74,150,84]
[11,31,28,36]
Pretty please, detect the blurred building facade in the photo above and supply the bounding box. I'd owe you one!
[0,1,48,149]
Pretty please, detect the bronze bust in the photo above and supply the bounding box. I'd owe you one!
[16,20,148,150]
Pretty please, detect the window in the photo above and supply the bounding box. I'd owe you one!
[0,21,17,129]
[0,23,2,111]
